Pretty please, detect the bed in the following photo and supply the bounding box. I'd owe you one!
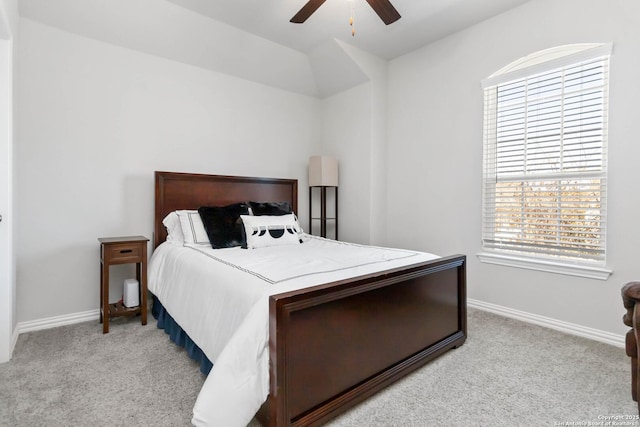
[150,171,467,426]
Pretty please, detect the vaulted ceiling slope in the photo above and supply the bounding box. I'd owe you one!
[19,0,530,98]
[167,0,531,60]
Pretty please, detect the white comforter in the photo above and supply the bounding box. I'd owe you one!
[148,235,438,427]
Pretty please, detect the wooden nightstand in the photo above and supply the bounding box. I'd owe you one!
[98,236,149,333]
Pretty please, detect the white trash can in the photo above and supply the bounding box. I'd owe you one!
[123,278,139,308]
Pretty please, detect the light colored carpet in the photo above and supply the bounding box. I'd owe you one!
[0,308,636,427]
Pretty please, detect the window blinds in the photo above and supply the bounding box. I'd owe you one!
[482,53,609,262]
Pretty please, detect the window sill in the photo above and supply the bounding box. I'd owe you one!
[476,252,612,280]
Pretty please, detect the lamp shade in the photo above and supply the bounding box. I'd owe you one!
[308,156,338,187]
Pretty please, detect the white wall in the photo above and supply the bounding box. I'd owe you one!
[16,19,320,323]
[0,0,17,363]
[339,43,389,246]
[319,42,388,246]
[320,83,372,244]
[386,0,640,336]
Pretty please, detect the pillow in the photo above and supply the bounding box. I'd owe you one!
[162,211,184,245]
[198,203,250,249]
[240,214,302,249]
[176,210,210,245]
[248,201,292,216]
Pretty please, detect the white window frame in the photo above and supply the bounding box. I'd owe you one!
[478,43,613,280]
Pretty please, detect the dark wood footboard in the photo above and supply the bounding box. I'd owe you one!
[264,254,467,426]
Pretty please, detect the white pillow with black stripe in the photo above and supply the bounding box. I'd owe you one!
[176,210,210,245]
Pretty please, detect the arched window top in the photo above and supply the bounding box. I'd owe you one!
[482,42,612,89]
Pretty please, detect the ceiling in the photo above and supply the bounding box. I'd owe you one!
[166,0,531,60]
[19,0,532,97]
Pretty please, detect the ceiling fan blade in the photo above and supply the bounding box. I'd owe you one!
[290,0,327,24]
[365,0,401,25]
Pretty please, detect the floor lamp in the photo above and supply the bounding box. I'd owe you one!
[308,155,338,239]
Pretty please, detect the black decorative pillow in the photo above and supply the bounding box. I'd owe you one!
[198,203,250,249]
[248,201,292,216]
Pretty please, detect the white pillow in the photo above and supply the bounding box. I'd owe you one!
[162,211,185,245]
[240,214,302,249]
[176,210,210,245]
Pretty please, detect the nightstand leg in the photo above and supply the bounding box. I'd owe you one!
[99,263,103,324]
[137,261,148,326]
[102,264,109,334]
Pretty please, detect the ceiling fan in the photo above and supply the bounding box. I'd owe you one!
[290,0,401,25]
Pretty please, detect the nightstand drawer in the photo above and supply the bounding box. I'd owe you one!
[106,243,143,262]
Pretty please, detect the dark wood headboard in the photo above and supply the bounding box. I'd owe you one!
[154,171,298,249]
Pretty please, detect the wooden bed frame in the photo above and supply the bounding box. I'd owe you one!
[153,171,467,427]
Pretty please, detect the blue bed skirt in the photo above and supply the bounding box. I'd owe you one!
[152,295,213,375]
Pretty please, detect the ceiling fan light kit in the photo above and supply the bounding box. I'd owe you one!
[290,0,401,34]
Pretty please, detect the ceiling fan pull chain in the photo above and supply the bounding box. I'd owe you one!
[350,1,356,37]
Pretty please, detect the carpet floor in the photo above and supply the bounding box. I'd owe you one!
[0,308,637,426]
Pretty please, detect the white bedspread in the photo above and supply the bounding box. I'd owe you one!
[148,235,438,427]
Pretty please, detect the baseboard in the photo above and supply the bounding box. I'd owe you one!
[16,301,625,349]
[17,309,100,334]
[468,298,625,348]
[11,326,18,355]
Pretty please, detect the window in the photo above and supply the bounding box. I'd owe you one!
[480,44,612,279]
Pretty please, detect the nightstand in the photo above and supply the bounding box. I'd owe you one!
[98,236,149,333]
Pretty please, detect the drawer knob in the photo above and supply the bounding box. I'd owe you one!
[120,249,133,254]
